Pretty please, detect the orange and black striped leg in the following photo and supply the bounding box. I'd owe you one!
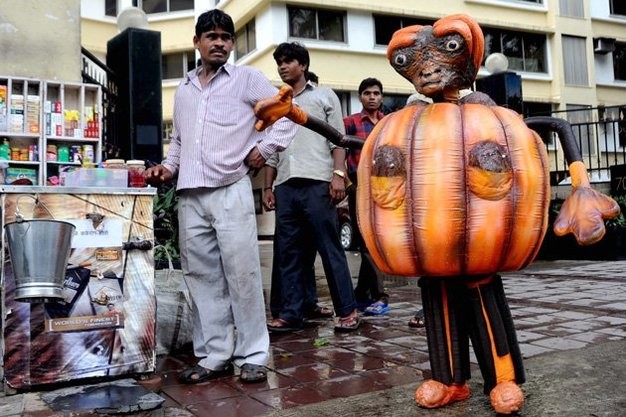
[465,274,524,414]
[414,277,470,408]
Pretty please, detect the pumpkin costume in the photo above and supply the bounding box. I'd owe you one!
[254,13,619,415]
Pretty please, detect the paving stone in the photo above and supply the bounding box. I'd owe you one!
[530,337,588,351]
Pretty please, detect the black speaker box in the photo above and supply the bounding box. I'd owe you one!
[107,28,163,163]
[475,71,523,114]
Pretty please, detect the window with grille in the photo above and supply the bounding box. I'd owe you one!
[610,0,626,16]
[613,42,626,81]
[559,0,584,18]
[105,0,117,17]
[373,15,434,46]
[562,35,589,86]
[288,6,346,42]
[483,28,547,73]
[133,0,193,14]
[235,19,256,61]
[162,51,196,80]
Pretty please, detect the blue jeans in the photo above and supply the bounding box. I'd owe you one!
[274,179,356,324]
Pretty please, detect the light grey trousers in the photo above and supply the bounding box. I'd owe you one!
[178,175,269,370]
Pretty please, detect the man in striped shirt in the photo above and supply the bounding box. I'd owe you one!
[145,9,297,384]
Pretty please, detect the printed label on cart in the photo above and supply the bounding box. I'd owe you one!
[66,218,123,248]
[95,247,122,261]
[45,312,124,332]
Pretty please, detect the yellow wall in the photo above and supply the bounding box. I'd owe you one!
[592,19,626,42]
[81,19,119,56]
[82,16,195,55]
[596,85,626,106]
[220,0,268,24]
[149,17,196,51]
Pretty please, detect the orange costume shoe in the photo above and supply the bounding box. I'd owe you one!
[414,380,470,408]
[490,381,524,414]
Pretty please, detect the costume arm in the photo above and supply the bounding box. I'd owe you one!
[524,116,620,245]
[255,85,365,149]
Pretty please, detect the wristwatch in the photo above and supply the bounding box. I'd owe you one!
[333,169,345,179]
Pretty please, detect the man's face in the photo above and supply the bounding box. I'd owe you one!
[275,56,306,86]
[359,85,383,113]
[194,28,234,67]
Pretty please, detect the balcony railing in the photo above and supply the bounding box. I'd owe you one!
[528,105,626,185]
[81,47,121,159]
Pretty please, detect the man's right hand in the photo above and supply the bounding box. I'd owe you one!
[144,164,173,186]
[262,189,276,211]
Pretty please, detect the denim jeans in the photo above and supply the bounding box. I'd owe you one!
[274,179,356,324]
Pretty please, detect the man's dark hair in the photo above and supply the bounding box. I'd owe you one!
[272,42,310,71]
[358,77,383,95]
[195,9,235,37]
[306,71,318,84]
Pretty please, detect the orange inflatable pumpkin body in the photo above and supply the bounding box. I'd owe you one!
[357,101,550,277]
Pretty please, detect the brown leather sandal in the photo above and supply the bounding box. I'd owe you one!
[305,305,334,319]
[267,318,302,333]
[334,311,361,332]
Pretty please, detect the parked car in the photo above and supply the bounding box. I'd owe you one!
[337,198,353,251]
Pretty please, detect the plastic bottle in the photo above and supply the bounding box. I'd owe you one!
[0,138,9,160]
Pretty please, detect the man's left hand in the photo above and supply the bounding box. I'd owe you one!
[245,147,266,169]
[330,176,346,203]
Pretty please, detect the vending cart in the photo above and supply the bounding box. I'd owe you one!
[0,185,157,391]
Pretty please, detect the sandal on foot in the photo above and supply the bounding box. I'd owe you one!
[334,312,361,332]
[363,301,390,316]
[408,309,425,328]
[267,318,302,333]
[240,363,267,383]
[179,364,232,384]
[305,305,334,320]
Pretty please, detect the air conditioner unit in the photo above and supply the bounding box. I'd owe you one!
[594,37,616,54]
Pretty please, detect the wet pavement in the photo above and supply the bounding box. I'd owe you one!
[2,243,626,416]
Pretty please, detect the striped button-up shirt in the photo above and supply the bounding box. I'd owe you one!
[163,63,297,190]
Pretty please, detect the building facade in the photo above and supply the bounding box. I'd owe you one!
[81,0,626,135]
[80,0,626,233]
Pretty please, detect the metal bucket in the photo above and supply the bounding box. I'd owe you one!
[4,219,75,303]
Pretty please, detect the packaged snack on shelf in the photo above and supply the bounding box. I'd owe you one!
[5,167,38,185]
[0,85,7,131]
[26,95,41,134]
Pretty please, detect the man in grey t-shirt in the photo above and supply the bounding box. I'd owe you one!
[264,42,359,333]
